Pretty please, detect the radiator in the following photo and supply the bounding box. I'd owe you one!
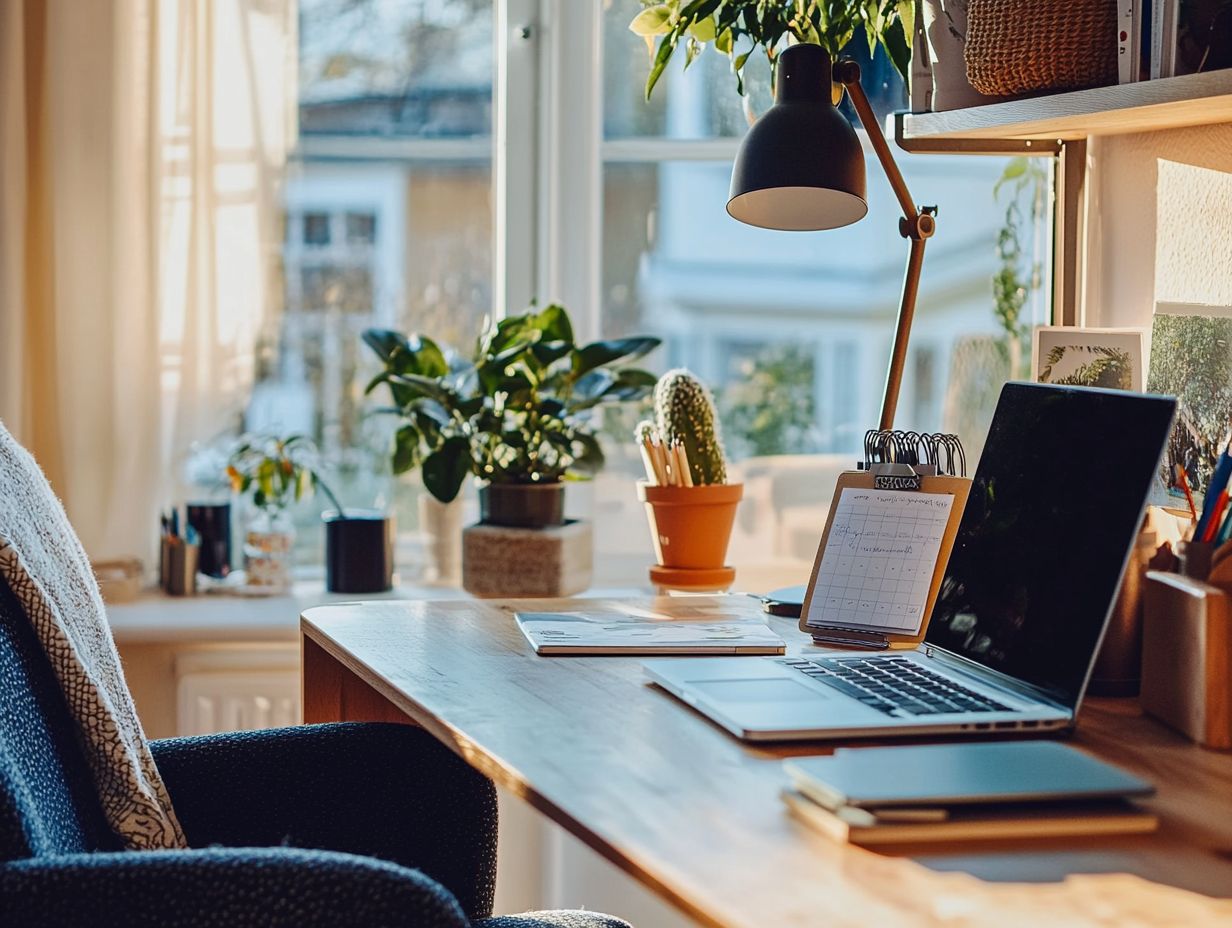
[174,645,301,736]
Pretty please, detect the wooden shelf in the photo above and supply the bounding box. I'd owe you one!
[901,69,1232,143]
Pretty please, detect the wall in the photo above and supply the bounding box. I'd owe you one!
[1084,124,1232,328]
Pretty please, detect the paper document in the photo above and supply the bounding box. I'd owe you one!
[805,488,954,635]
[516,602,785,655]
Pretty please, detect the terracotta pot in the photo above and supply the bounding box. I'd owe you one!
[637,482,743,570]
[479,481,565,528]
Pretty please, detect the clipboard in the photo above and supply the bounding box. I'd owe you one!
[797,433,972,649]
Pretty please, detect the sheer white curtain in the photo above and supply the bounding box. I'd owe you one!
[0,0,294,561]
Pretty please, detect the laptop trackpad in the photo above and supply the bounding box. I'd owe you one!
[688,678,826,703]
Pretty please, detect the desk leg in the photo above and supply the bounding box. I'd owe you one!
[301,632,416,726]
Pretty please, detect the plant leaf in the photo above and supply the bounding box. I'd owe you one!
[688,14,717,42]
[394,423,423,473]
[630,5,674,37]
[421,436,472,503]
[645,34,677,100]
[573,336,661,376]
[570,432,606,475]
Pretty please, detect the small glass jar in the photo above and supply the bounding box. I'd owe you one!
[243,506,296,593]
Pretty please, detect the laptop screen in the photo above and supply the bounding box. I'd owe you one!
[924,383,1176,709]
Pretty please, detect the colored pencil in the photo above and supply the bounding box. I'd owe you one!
[1195,434,1232,542]
[1177,465,1198,522]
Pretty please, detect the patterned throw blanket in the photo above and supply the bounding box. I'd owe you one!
[0,422,185,849]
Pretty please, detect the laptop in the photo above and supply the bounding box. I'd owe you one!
[643,383,1177,741]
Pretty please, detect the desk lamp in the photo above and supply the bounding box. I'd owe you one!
[727,43,936,430]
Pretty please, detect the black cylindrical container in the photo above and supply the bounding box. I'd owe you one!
[187,502,231,578]
[324,509,394,593]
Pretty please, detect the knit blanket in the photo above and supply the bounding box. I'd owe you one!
[0,422,185,849]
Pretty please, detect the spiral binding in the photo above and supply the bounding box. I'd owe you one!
[861,430,967,478]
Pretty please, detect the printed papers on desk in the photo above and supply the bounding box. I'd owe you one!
[515,600,785,655]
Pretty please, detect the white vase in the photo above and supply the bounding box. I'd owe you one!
[921,0,1001,111]
[243,507,295,593]
[418,493,462,585]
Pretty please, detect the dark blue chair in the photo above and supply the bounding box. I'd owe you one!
[0,572,629,928]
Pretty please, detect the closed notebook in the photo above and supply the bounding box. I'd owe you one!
[783,741,1154,809]
[782,789,1158,846]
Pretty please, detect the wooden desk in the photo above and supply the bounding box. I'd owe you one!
[301,598,1232,928]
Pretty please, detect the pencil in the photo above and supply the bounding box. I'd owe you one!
[650,438,670,487]
[1178,465,1198,522]
[675,442,694,487]
[639,439,660,486]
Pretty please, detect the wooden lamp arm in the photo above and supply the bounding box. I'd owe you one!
[835,60,937,430]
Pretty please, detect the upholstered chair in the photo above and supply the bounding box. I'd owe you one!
[0,569,631,927]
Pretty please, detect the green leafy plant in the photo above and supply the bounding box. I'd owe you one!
[364,303,661,503]
[654,368,729,485]
[720,343,819,458]
[226,434,343,513]
[992,156,1049,376]
[630,0,913,99]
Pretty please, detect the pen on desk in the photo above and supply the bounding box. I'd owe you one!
[1195,434,1232,542]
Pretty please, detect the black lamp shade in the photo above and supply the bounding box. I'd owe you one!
[727,44,868,231]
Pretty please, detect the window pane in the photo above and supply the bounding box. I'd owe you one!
[248,0,493,568]
[346,212,377,244]
[601,155,1053,456]
[600,153,1051,576]
[299,0,493,138]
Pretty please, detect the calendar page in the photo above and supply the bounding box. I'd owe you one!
[804,488,955,636]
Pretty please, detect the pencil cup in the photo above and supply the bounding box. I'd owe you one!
[1179,540,1216,580]
[160,538,199,596]
[638,482,742,592]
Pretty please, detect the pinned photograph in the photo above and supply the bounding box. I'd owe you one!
[1032,327,1146,392]
[1148,304,1232,499]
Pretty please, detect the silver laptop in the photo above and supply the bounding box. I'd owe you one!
[644,383,1177,741]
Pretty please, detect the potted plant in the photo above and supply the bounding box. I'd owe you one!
[226,434,342,593]
[636,369,743,591]
[629,0,913,101]
[364,302,661,593]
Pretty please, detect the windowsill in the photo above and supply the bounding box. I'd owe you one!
[104,558,812,646]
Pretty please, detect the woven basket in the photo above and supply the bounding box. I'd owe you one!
[965,0,1118,97]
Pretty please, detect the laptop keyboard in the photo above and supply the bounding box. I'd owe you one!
[776,656,1014,717]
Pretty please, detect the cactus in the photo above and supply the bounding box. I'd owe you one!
[654,369,728,486]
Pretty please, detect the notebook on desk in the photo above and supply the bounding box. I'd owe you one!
[515,600,785,655]
[782,741,1157,845]
[644,383,1178,741]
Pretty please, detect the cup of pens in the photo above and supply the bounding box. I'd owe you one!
[635,371,742,593]
[160,509,200,596]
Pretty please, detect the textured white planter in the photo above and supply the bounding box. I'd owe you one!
[418,493,463,585]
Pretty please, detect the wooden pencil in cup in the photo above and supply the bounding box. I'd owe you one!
[651,437,670,486]
[675,442,694,487]
[639,438,660,486]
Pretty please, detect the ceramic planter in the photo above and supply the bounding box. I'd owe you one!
[418,493,463,584]
[638,482,743,570]
[479,482,565,528]
[323,508,394,594]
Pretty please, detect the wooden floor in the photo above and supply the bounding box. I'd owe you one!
[302,597,1232,928]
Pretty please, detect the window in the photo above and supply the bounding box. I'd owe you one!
[251,0,493,553]
[251,1,1054,581]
